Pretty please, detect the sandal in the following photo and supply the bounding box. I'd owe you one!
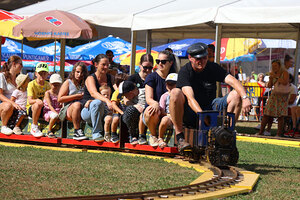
[47,131,56,138]
[158,138,167,148]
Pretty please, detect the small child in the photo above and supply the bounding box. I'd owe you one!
[43,74,62,138]
[158,73,178,148]
[10,74,30,135]
[27,62,51,137]
[99,85,117,143]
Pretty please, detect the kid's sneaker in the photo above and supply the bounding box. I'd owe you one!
[149,136,159,147]
[110,132,119,143]
[13,127,23,135]
[30,126,43,138]
[104,133,111,142]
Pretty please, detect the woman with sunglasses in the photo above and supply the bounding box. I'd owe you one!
[127,54,154,145]
[143,50,176,147]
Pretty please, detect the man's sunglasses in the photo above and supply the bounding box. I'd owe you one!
[156,59,169,65]
[142,66,153,70]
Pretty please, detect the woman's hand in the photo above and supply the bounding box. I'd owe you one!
[84,100,92,108]
[106,99,113,111]
[148,102,160,116]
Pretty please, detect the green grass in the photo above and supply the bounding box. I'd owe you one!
[0,146,200,199]
[228,141,300,200]
[236,121,279,135]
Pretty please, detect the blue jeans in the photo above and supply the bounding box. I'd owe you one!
[81,99,105,139]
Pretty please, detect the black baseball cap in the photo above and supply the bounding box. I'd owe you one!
[118,81,136,97]
[187,42,208,58]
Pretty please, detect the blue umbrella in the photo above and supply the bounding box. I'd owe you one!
[66,35,144,61]
[36,41,72,55]
[1,38,53,61]
[152,38,214,57]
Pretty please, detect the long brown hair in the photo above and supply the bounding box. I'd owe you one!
[68,62,88,87]
[1,55,22,83]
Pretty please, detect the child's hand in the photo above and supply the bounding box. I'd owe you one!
[84,100,92,108]
[12,102,22,110]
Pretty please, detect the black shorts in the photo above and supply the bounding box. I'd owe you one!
[28,106,44,119]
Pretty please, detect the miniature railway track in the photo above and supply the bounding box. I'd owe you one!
[37,166,242,200]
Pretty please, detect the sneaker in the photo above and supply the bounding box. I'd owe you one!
[104,133,111,142]
[13,127,23,135]
[30,126,43,138]
[177,138,191,152]
[1,126,13,135]
[254,124,261,130]
[149,136,159,147]
[263,131,271,136]
[294,132,300,138]
[138,136,147,145]
[283,130,294,137]
[94,134,104,142]
[130,137,138,145]
[73,129,88,141]
[111,133,119,143]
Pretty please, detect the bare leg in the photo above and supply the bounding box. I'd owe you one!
[0,102,14,126]
[144,106,160,136]
[277,116,284,136]
[138,114,146,134]
[15,115,25,127]
[31,101,43,125]
[169,88,185,135]
[158,116,172,139]
[226,90,242,123]
[259,115,270,135]
[67,102,82,130]
[111,116,119,133]
[266,117,273,132]
[48,117,58,132]
[104,115,112,133]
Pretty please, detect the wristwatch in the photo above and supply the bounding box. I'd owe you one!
[242,95,250,100]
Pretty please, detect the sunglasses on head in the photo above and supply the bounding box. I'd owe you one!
[142,66,153,70]
[156,59,169,65]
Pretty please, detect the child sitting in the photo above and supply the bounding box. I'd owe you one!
[26,62,51,137]
[99,85,117,143]
[158,73,178,148]
[43,74,62,138]
[110,73,129,143]
[10,74,30,135]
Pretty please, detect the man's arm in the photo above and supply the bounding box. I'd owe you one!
[182,86,202,113]
[224,74,252,113]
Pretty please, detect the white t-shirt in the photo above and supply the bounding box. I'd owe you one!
[288,83,297,107]
[11,89,27,110]
[0,73,16,99]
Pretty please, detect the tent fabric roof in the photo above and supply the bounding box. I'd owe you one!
[13,0,300,40]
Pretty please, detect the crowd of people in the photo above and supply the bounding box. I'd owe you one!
[0,44,298,153]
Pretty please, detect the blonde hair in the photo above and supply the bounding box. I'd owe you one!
[99,85,111,96]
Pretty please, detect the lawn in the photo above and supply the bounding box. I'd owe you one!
[0,146,200,199]
[0,139,299,199]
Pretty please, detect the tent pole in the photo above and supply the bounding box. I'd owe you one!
[268,48,272,71]
[60,39,66,81]
[146,30,152,54]
[0,36,2,69]
[215,24,222,97]
[54,39,56,72]
[294,27,300,85]
[130,31,137,75]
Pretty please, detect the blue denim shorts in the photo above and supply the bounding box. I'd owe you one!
[211,94,229,112]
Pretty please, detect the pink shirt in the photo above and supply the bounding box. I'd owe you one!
[11,89,27,110]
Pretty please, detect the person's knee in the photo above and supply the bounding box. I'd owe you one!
[170,88,184,103]
[1,102,14,112]
[72,102,82,111]
[32,101,43,111]
[228,90,241,105]
[105,116,112,124]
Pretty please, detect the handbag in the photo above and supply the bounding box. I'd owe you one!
[58,104,71,121]
[273,81,290,94]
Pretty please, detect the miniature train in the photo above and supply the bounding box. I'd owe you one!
[0,111,239,166]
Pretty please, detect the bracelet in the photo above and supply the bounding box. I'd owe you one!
[242,95,250,100]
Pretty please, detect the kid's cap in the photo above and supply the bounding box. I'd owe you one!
[165,73,178,82]
[49,73,62,84]
[118,81,136,96]
[35,62,49,73]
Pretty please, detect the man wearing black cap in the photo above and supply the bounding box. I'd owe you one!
[169,42,252,151]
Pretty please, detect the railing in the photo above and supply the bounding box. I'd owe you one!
[221,83,268,121]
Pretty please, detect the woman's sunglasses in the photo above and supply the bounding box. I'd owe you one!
[156,59,169,65]
[142,66,153,70]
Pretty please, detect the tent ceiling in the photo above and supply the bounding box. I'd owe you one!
[12,0,300,40]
